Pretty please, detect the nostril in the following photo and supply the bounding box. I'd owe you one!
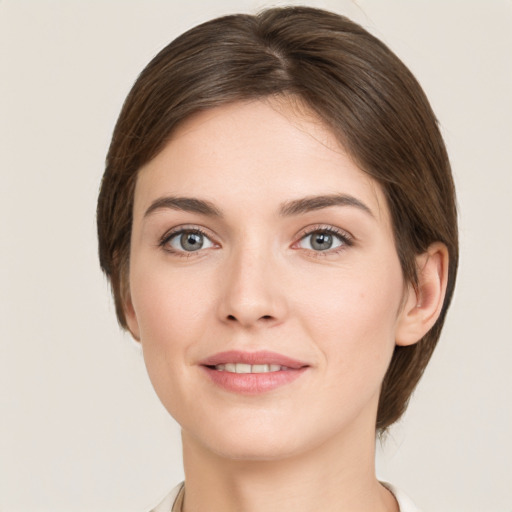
[226,314,274,322]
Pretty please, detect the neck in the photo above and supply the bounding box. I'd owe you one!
[180,410,398,512]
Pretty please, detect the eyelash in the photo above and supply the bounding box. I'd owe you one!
[295,225,354,257]
[159,226,215,258]
[158,224,354,258]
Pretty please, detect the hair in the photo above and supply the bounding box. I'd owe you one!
[97,6,458,431]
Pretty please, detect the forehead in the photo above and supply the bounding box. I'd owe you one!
[133,99,388,223]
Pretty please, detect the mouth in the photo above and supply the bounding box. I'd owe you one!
[199,350,309,394]
[209,363,291,373]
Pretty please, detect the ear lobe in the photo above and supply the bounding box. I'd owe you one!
[123,290,141,342]
[395,242,449,347]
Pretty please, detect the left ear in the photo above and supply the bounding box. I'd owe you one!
[395,242,449,346]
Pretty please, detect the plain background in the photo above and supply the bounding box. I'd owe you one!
[1,1,511,511]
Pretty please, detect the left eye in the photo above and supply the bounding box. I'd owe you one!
[166,230,215,252]
[297,230,346,251]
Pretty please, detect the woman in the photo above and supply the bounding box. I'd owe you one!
[97,6,458,511]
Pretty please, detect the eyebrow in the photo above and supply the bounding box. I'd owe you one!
[144,196,223,218]
[279,194,374,218]
[143,193,374,219]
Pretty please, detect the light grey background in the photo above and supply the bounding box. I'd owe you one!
[1,1,511,511]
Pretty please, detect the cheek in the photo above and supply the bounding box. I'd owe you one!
[129,264,215,402]
[131,262,213,343]
[295,256,404,379]
[284,258,404,438]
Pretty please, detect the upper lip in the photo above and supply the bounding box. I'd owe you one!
[200,350,309,369]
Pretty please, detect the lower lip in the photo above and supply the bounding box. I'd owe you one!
[201,366,308,394]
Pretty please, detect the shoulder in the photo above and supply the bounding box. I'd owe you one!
[146,482,184,512]
[381,481,422,512]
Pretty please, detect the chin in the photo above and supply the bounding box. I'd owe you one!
[191,416,320,463]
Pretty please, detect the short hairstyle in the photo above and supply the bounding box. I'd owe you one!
[97,6,458,431]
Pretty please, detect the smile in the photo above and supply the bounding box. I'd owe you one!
[200,350,309,394]
[213,363,289,373]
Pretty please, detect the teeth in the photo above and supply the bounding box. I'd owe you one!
[214,363,286,373]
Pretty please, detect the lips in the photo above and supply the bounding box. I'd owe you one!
[199,350,309,394]
[200,350,308,369]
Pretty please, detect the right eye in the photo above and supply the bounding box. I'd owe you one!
[163,229,215,253]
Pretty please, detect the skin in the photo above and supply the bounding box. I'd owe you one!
[125,98,448,512]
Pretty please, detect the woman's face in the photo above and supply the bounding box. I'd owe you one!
[127,99,411,460]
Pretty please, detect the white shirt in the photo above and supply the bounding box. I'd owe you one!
[148,481,422,511]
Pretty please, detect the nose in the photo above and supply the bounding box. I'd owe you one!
[217,242,288,329]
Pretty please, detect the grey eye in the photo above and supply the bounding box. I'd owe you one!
[298,230,344,251]
[312,232,333,250]
[168,231,214,252]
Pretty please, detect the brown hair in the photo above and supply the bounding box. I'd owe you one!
[97,6,458,431]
